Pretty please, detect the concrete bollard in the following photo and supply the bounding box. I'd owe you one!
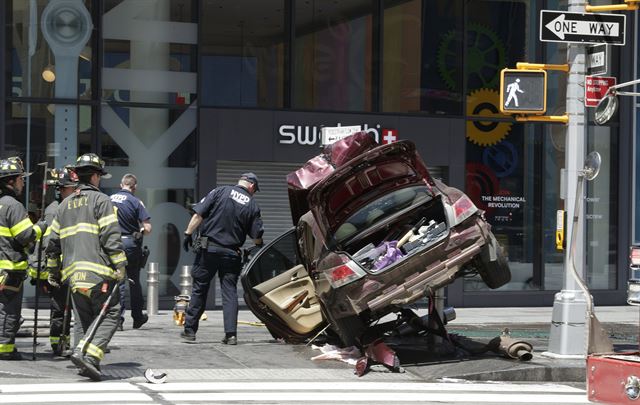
[147,262,159,315]
[180,265,192,296]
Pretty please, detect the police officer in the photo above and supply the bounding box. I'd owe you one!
[46,153,127,381]
[110,173,151,330]
[0,157,47,360]
[28,167,77,356]
[181,173,264,345]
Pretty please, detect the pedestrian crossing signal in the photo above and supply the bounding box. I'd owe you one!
[500,69,547,115]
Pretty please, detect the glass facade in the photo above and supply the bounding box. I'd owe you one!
[200,0,285,108]
[293,0,373,111]
[2,0,628,305]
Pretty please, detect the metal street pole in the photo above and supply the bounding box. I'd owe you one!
[545,0,588,358]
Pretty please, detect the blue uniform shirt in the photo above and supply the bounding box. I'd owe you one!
[110,189,151,235]
[194,185,264,250]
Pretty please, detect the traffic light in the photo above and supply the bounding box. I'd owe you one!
[500,69,547,115]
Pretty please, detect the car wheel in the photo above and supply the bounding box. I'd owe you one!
[476,233,511,289]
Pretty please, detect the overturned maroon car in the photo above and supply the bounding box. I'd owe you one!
[241,132,510,347]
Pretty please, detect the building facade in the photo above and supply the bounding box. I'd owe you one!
[2,0,633,309]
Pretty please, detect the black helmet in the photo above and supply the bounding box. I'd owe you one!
[47,166,78,188]
[74,153,111,179]
[0,157,31,180]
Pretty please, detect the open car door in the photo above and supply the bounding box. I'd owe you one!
[241,228,326,343]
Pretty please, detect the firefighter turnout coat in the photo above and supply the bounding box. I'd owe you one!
[0,189,44,356]
[46,184,127,289]
[0,191,43,272]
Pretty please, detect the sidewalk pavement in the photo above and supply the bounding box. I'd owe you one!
[2,306,638,385]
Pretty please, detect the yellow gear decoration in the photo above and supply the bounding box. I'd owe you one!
[466,88,512,147]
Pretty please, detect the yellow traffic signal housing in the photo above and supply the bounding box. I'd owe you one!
[500,69,547,115]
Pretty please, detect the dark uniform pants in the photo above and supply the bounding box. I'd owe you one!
[0,272,25,354]
[118,237,144,322]
[185,250,242,335]
[72,282,120,364]
[49,284,71,350]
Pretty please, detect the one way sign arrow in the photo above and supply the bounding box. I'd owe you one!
[540,10,625,46]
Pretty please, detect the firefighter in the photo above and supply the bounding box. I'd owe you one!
[28,167,78,356]
[0,157,47,360]
[181,173,264,345]
[110,173,152,330]
[45,153,127,381]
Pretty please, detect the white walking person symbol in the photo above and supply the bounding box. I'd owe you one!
[505,78,524,107]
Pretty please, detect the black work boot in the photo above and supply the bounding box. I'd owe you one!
[180,330,196,342]
[221,334,237,345]
[70,352,102,381]
[133,314,149,329]
[0,349,22,360]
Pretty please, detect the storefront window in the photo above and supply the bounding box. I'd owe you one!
[9,0,94,101]
[101,1,198,299]
[584,127,618,290]
[102,0,196,106]
[464,124,537,291]
[464,1,535,292]
[200,0,284,108]
[382,0,463,115]
[293,0,373,111]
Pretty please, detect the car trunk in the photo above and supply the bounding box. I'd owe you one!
[340,194,449,273]
[308,141,435,242]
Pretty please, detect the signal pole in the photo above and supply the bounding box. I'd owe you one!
[545,0,588,357]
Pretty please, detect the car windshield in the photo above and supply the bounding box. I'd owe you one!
[334,185,431,242]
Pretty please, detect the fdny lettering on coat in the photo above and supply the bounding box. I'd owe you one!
[67,196,89,210]
[230,189,250,205]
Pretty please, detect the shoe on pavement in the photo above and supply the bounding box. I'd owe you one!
[70,352,102,381]
[180,330,196,342]
[0,349,22,360]
[221,335,237,345]
[117,319,124,331]
[133,314,149,329]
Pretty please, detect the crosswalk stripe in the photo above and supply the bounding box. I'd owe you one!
[0,392,151,404]
[0,380,590,404]
[0,382,138,393]
[144,381,585,393]
[166,392,588,403]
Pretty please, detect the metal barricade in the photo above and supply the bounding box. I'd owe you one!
[147,262,159,315]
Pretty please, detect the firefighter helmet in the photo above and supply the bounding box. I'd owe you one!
[0,157,31,180]
[47,166,78,187]
[73,153,111,178]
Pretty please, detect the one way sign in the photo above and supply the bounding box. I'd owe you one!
[540,10,625,46]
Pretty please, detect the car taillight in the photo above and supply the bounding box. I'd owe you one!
[321,254,366,288]
[628,246,640,305]
[452,195,477,224]
[631,246,640,267]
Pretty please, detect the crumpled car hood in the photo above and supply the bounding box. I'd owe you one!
[308,141,434,238]
[286,132,378,224]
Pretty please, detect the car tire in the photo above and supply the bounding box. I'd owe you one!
[476,233,511,289]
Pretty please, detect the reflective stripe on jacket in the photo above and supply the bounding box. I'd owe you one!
[0,192,41,272]
[45,184,127,289]
[27,200,58,280]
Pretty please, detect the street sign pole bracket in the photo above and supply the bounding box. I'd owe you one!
[586,1,639,12]
[517,62,569,72]
[514,114,569,124]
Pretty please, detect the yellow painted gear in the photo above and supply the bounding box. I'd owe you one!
[466,89,512,147]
